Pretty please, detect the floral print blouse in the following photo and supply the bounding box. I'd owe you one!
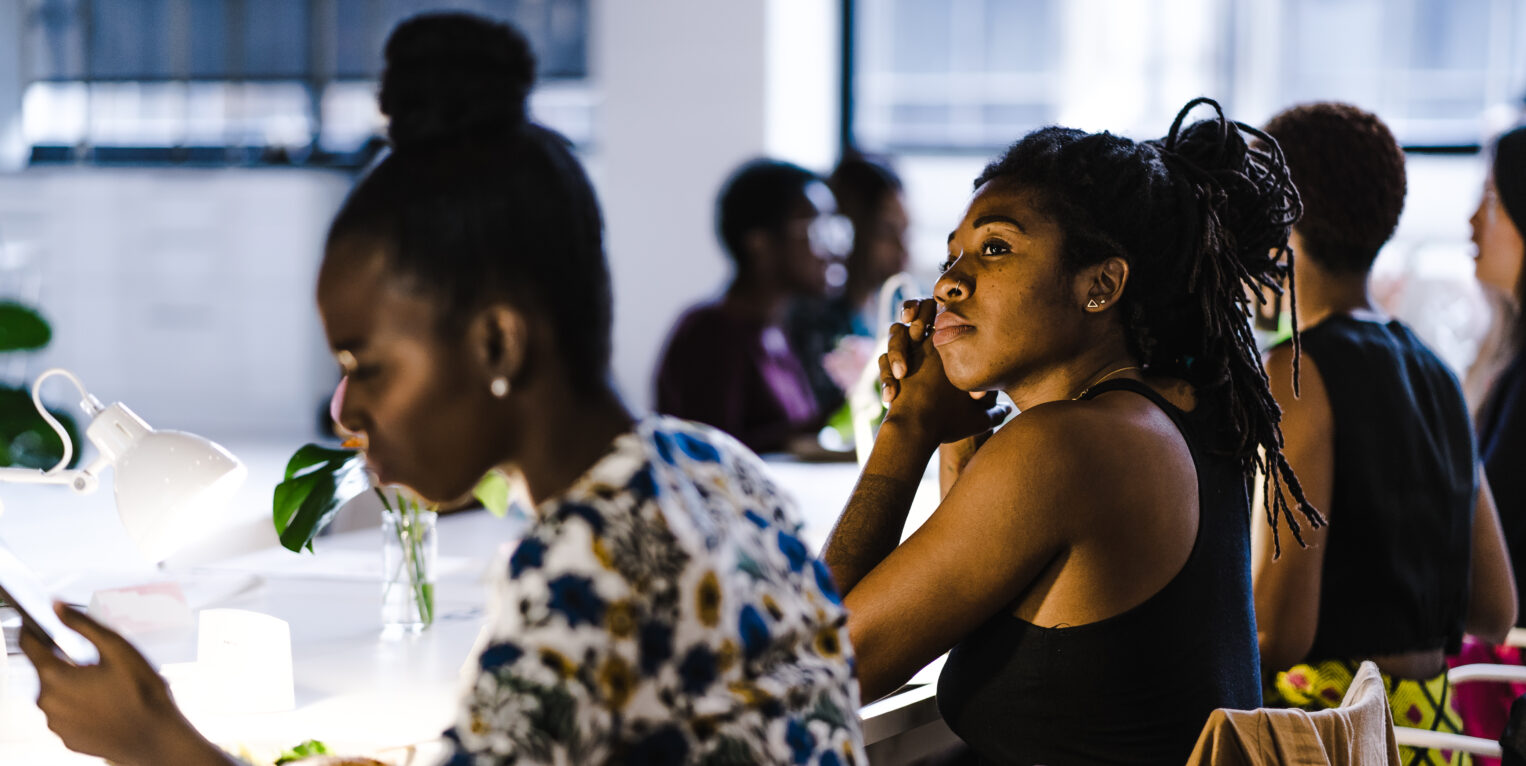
[443,417,866,765]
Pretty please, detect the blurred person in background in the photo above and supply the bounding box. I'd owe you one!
[1452,124,1526,756]
[654,159,850,453]
[1471,127,1526,505]
[21,14,865,766]
[786,154,913,415]
[1254,102,1515,765]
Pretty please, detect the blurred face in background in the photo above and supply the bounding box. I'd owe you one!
[1471,172,1526,302]
[773,182,850,297]
[857,192,911,287]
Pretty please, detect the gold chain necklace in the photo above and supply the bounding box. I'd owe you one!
[1071,365,1144,401]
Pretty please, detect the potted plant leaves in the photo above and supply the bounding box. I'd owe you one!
[0,301,79,470]
[272,445,510,631]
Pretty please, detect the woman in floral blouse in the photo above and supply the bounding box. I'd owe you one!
[21,13,864,766]
[447,419,861,765]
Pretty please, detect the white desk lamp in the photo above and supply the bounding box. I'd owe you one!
[0,368,246,562]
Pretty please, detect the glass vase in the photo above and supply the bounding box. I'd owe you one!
[381,506,436,634]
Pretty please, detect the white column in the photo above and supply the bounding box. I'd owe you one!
[595,0,838,411]
[764,0,840,171]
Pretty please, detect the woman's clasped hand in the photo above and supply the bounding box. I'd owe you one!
[878,298,1011,446]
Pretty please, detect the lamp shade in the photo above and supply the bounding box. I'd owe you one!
[86,403,246,562]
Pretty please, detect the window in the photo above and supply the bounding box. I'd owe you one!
[852,0,1230,153]
[21,0,592,165]
[853,0,1065,152]
[849,0,1526,153]
[847,0,1517,374]
[1270,0,1526,147]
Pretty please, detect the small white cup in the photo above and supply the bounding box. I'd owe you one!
[191,608,294,714]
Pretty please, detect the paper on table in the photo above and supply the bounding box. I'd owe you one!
[44,570,263,612]
[89,581,193,635]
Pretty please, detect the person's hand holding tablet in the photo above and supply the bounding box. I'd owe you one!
[19,601,239,764]
[0,538,97,665]
[1,537,238,765]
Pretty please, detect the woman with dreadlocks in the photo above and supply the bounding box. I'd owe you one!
[1255,103,1514,765]
[821,98,1312,764]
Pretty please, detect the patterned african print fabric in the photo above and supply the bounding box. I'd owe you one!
[442,417,866,766]
[1271,659,1470,766]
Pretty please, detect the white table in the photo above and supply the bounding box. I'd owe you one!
[1,503,523,764]
[0,447,946,764]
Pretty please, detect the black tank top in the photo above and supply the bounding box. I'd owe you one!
[1299,316,1474,662]
[1479,353,1526,627]
[937,378,1260,766]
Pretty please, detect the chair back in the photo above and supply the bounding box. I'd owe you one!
[1186,660,1400,765]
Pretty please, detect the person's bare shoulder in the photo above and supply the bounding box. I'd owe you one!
[971,389,1197,522]
[987,391,1183,468]
[955,398,1125,519]
[1263,343,1332,426]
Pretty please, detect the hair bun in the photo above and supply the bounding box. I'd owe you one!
[379,13,536,150]
[1153,99,1302,279]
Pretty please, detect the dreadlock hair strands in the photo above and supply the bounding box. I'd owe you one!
[973,97,1321,555]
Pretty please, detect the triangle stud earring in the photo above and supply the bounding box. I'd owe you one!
[1087,299,1100,309]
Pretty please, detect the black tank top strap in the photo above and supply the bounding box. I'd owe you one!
[1079,376,1171,406]
[1078,377,1200,438]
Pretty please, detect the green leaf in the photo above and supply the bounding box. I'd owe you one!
[276,471,338,553]
[419,581,435,624]
[274,739,330,764]
[272,470,322,536]
[272,444,368,553]
[473,470,511,518]
[374,486,396,513]
[283,443,356,481]
[0,303,50,353]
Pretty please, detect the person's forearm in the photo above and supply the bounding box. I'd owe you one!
[143,716,242,766]
[822,418,939,595]
[938,434,986,500]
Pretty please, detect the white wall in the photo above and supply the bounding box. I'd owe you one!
[0,167,350,444]
[596,0,765,414]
